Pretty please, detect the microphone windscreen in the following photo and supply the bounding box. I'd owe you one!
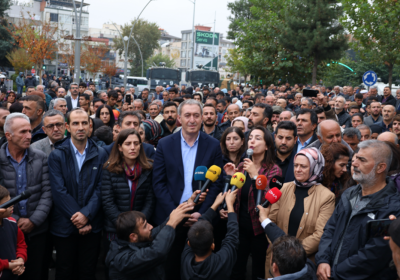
[205,165,222,182]
[194,166,208,182]
[246,149,254,157]
[269,175,284,190]
[265,187,282,204]
[255,175,267,190]
[231,172,246,189]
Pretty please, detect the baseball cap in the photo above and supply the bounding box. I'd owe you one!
[272,106,283,114]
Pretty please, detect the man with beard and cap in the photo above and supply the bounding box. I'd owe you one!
[202,87,210,102]
[160,102,180,137]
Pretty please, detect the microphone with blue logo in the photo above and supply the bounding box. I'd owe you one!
[194,166,208,190]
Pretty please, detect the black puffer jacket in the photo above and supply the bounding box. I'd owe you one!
[0,144,52,237]
[101,166,155,233]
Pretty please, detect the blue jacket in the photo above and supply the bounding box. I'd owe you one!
[152,131,223,225]
[48,137,108,237]
[103,141,155,160]
[316,179,400,280]
[16,74,24,87]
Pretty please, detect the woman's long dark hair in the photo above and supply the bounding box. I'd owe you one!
[320,143,350,192]
[95,104,115,127]
[104,129,153,173]
[220,126,246,166]
[248,125,275,169]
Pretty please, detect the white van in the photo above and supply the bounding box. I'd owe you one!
[120,76,148,93]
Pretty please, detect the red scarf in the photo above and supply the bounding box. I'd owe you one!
[122,162,142,210]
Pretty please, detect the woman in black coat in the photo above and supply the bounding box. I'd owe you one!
[101,128,155,242]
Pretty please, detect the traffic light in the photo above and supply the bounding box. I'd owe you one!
[42,65,46,70]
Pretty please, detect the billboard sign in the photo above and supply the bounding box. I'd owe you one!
[194,31,219,71]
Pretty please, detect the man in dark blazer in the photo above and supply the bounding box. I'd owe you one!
[152,99,223,280]
[64,82,80,112]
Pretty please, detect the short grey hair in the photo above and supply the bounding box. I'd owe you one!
[343,127,361,140]
[295,93,303,97]
[37,85,45,90]
[133,99,144,107]
[54,98,67,107]
[42,109,64,121]
[149,102,160,110]
[227,103,241,112]
[178,99,203,116]
[358,140,392,173]
[301,97,313,106]
[282,110,294,117]
[232,97,238,103]
[316,120,341,139]
[70,82,78,87]
[4,113,30,134]
[84,90,93,96]
[356,124,371,135]
[336,96,346,103]
[50,81,58,88]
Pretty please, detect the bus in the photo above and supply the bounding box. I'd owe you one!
[186,69,220,89]
[146,67,181,92]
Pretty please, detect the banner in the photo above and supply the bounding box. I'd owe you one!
[194,31,219,71]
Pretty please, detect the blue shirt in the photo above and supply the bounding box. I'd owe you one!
[70,139,88,172]
[6,145,28,216]
[297,135,313,153]
[379,121,392,133]
[180,131,200,204]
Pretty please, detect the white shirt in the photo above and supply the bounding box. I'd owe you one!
[71,96,79,109]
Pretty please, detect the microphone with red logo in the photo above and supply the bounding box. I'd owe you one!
[255,175,267,207]
[269,175,284,190]
[255,187,282,213]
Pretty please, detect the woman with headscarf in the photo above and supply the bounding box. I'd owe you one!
[142,119,163,148]
[231,116,249,133]
[264,147,335,277]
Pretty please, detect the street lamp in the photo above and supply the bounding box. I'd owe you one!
[122,0,154,88]
[187,0,196,70]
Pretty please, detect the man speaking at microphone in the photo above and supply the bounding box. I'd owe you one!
[153,99,223,280]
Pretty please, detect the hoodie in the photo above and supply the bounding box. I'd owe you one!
[16,73,24,87]
[180,208,239,280]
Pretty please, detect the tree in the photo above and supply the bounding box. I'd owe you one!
[6,48,31,72]
[0,0,14,64]
[113,19,160,77]
[341,0,400,88]
[278,0,348,85]
[227,0,253,40]
[9,12,58,84]
[102,63,117,84]
[226,0,315,85]
[145,53,175,69]
[81,42,110,79]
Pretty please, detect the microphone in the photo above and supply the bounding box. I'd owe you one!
[222,175,232,209]
[243,149,253,178]
[255,175,267,207]
[194,166,208,190]
[194,165,222,203]
[269,175,284,190]
[0,190,31,209]
[255,187,282,213]
[230,172,246,192]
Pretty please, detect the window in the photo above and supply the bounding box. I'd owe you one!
[181,42,187,49]
[183,33,187,40]
[50,13,58,22]
[188,50,192,58]
[180,60,186,67]
[181,51,186,58]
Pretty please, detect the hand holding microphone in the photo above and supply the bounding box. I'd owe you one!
[243,149,254,177]
[222,175,232,209]
[193,165,222,203]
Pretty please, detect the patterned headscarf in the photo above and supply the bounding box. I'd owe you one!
[142,119,163,148]
[294,147,325,188]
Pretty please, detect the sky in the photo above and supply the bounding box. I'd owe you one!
[84,0,234,39]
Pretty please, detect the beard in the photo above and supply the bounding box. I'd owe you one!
[352,165,377,186]
[166,118,176,126]
[138,233,153,243]
[277,145,292,155]
[204,120,215,127]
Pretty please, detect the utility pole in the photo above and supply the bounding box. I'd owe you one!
[211,11,216,71]
[188,0,196,70]
[72,0,84,84]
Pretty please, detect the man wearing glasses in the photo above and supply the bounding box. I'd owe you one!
[65,82,80,112]
[31,110,66,156]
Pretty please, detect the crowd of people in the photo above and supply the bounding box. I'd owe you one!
[0,79,400,280]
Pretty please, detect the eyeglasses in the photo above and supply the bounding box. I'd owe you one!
[45,122,64,130]
[100,112,110,116]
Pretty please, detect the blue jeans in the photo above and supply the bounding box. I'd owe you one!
[17,86,23,94]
